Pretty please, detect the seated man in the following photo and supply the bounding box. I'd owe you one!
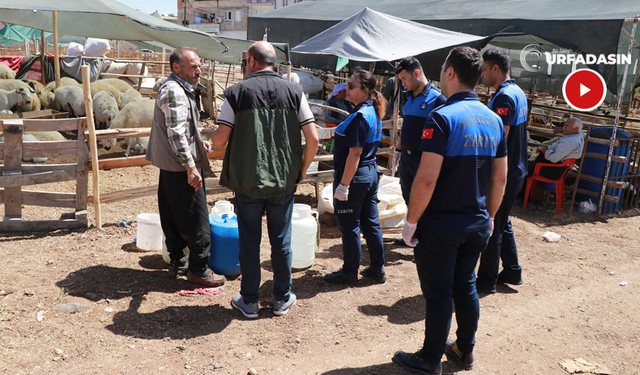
[530,117,584,180]
[323,84,354,126]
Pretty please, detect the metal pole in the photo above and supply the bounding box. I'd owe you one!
[53,10,61,89]
[597,18,638,214]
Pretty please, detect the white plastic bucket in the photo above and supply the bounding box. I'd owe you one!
[291,203,318,269]
[161,237,190,264]
[136,213,163,251]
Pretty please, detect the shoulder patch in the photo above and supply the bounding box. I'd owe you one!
[496,108,508,116]
[422,129,433,139]
[420,102,427,110]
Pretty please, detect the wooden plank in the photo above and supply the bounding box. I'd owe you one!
[22,140,78,159]
[89,185,157,204]
[0,164,76,175]
[0,170,76,188]
[584,152,627,163]
[23,118,80,132]
[20,190,77,208]
[0,218,87,232]
[2,120,23,218]
[82,66,102,229]
[0,142,3,159]
[100,73,162,79]
[95,127,151,140]
[76,118,89,213]
[574,187,619,203]
[90,148,226,170]
[568,171,626,188]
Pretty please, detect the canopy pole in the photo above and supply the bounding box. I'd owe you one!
[40,31,46,85]
[32,34,37,54]
[391,62,400,177]
[161,47,166,77]
[527,44,542,127]
[23,39,29,55]
[82,66,102,229]
[287,63,292,82]
[53,11,60,89]
[597,18,638,214]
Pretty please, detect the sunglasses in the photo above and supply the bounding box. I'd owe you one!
[347,81,361,90]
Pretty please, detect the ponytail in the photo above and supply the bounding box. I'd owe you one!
[353,68,387,120]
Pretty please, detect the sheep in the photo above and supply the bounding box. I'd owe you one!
[25,79,56,109]
[152,77,167,93]
[103,99,155,156]
[0,63,15,79]
[92,90,119,129]
[89,81,122,107]
[119,88,143,109]
[0,79,41,112]
[99,78,134,93]
[0,79,30,92]
[54,86,85,117]
[45,77,80,94]
[0,87,34,112]
[0,133,48,162]
[0,109,12,115]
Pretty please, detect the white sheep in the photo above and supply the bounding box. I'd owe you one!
[89,81,122,107]
[45,77,80,94]
[0,79,39,112]
[0,87,34,112]
[152,77,167,93]
[99,78,134,93]
[103,99,155,156]
[0,109,12,115]
[92,90,119,129]
[0,63,16,79]
[54,86,86,117]
[119,88,143,110]
[25,79,56,109]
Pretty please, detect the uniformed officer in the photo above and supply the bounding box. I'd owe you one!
[394,57,447,203]
[392,47,508,374]
[324,69,388,285]
[477,48,529,294]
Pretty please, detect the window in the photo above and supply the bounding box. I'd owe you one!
[235,10,243,22]
[224,11,232,22]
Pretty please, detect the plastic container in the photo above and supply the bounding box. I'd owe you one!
[291,203,318,269]
[577,127,631,212]
[161,237,189,264]
[208,201,240,277]
[136,213,163,251]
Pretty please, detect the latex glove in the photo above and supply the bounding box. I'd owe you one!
[391,151,401,172]
[402,221,418,247]
[334,184,349,201]
[490,217,495,236]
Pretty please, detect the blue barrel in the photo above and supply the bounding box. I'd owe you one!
[208,214,240,277]
[577,127,631,212]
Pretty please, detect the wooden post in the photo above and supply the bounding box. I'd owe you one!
[81,66,101,229]
[161,47,166,77]
[2,120,24,219]
[75,118,89,220]
[53,11,61,89]
[287,63,292,82]
[32,34,38,54]
[23,39,30,55]
[137,62,146,91]
[212,61,218,122]
[40,31,46,85]
[117,41,120,58]
[391,62,400,177]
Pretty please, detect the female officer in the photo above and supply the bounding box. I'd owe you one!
[324,69,388,285]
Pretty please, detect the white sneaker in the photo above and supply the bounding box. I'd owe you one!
[231,293,258,319]
[273,292,297,316]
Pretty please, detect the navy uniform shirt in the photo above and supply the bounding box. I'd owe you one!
[333,100,382,175]
[418,92,507,232]
[488,79,528,181]
[401,81,447,152]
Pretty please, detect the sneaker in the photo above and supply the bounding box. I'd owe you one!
[393,238,407,246]
[231,293,259,319]
[324,270,358,285]
[186,268,226,287]
[497,270,523,286]
[392,351,442,374]
[445,339,474,370]
[360,267,387,283]
[273,292,297,316]
[475,280,496,294]
[168,263,188,279]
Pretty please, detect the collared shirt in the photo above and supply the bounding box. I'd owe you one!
[401,81,447,152]
[418,91,507,232]
[323,96,354,125]
[488,79,528,181]
[545,132,584,163]
[333,100,382,175]
[156,73,197,169]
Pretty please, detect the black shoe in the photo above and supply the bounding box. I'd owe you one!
[445,339,474,371]
[324,270,358,285]
[168,263,188,279]
[476,281,496,294]
[392,351,442,374]
[497,270,523,286]
[360,267,387,283]
[394,238,407,246]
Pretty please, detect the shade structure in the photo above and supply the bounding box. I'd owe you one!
[0,0,288,64]
[291,7,486,62]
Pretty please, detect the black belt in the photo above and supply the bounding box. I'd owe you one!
[403,149,420,156]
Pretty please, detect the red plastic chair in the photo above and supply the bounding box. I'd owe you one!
[522,158,577,214]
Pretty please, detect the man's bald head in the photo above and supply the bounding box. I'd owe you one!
[563,117,583,135]
[247,41,277,68]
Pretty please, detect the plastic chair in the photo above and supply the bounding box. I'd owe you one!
[523,158,577,214]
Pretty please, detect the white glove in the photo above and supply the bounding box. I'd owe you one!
[490,217,495,236]
[402,221,418,247]
[391,151,401,172]
[334,183,349,201]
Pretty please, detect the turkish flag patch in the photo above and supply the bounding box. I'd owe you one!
[422,129,433,139]
[497,107,508,116]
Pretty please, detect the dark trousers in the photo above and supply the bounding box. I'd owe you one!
[528,153,567,180]
[415,227,491,367]
[235,189,294,303]
[477,178,524,287]
[158,168,211,276]
[398,150,421,204]
[334,165,385,277]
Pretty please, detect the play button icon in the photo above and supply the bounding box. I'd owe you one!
[562,69,607,111]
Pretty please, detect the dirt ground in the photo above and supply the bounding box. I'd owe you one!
[1,145,640,375]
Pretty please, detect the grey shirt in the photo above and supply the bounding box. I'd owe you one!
[544,132,584,163]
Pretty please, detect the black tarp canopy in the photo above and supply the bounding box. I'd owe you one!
[249,0,640,100]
